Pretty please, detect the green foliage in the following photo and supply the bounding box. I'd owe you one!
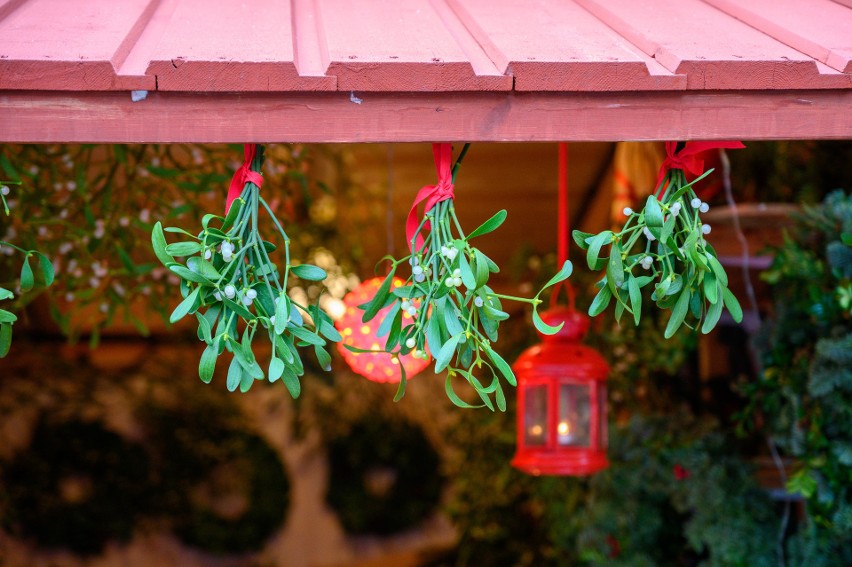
[0,178,53,357]
[152,145,336,396]
[574,414,777,567]
[575,165,740,337]
[354,145,573,410]
[743,190,852,553]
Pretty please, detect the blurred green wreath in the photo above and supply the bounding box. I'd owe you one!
[325,416,444,536]
[143,404,291,555]
[1,418,152,555]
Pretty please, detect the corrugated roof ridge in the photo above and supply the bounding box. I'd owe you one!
[292,0,330,77]
[702,0,852,73]
[0,0,27,23]
[440,0,510,75]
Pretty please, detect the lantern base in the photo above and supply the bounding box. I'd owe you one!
[511,449,608,476]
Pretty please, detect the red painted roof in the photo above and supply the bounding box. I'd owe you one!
[0,0,850,142]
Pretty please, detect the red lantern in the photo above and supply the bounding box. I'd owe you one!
[512,307,609,476]
[335,277,431,383]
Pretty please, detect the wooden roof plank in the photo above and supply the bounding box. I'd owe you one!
[703,0,852,73]
[447,0,685,91]
[320,0,511,91]
[0,0,158,90]
[2,91,851,143]
[574,0,835,90]
[146,0,334,91]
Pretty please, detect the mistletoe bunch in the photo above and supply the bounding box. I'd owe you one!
[1,179,54,357]
[355,144,571,410]
[574,142,743,338]
[152,145,338,396]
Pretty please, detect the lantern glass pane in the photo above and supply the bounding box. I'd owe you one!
[599,384,608,449]
[524,385,547,446]
[557,383,590,447]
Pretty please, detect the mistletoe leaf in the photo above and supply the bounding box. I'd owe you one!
[459,253,477,290]
[427,310,445,358]
[281,365,301,398]
[435,333,462,373]
[393,363,407,402]
[0,309,16,324]
[467,209,507,240]
[443,300,465,337]
[665,288,691,339]
[702,286,724,334]
[473,249,490,288]
[195,312,212,343]
[289,324,326,347]
[165,241,202,257]
[269,356,285,382]
[151,222,174,266]
[170,286,201,323]
[589,285,612,317]
[706,253,729,287]
[0,288,13,300]
[19,255,34,292]
[587,232,612,270]
[168,264,212,285]
[222,198,243,231]
[541,260,574,293]
[35,252,54,286]
[291,263,327,282]
[0,323,11,357]
[644,195,663,227]
[628,275,642,326]
[533,307,563,336]
[314,344,332,371]
[485,347,516,386]
[362,268,396,323]
[572,230,594,251]
[445,374,483,409]
[186,256,221,280]
[198,344,217,383]
[704,272,719,304]
[274,295,289,335]
[226,356,242,392]
[722,287,743,323]
[377,301,401,338]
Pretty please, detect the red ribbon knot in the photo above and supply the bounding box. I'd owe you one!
[405,143,455,252]
[226,144,264,212]
[655,140,745,197]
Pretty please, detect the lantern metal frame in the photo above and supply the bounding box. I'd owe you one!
[511,307,609,476]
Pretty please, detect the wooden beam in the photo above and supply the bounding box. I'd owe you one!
[1,90,851,143]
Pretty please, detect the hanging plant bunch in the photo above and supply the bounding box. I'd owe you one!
[354,144,572,411]
[0,177,54,357]
[151,144,340,396]
[574,141,745,338]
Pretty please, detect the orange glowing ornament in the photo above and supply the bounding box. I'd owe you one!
[335,277,431,383]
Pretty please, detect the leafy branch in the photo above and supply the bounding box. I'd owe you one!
[352,145,572,411]
[574,167,742,337]
[151,145,338,395]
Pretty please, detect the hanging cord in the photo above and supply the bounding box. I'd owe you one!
[386,144,395,257]
[553,142,576,309]
[720,148,787,567]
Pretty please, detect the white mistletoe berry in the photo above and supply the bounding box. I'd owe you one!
[224,284,236,299]
[0,185,9,196]
[623,207,633,216]
[691,198,702,208]
[474,296,484,307]
[246,288,257,300]
[643,227,656,241]
[701,224,712,235]
[405,338,416,349]
[699,202,710,213]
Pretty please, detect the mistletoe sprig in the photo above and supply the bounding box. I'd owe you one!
[151,145,339,396]
[574,144,743,338]
[353,144,572,411]
[1,180,54,357]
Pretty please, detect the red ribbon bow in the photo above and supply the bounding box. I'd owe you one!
[655,140,745,196]
[405,143,455,252]
[225,144,264,212]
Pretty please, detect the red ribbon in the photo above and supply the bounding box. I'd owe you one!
[225,144,264,212]
[405,143,455,252]
[655,140,745,196]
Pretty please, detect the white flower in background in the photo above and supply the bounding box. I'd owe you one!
[119,216,130,227]
[139,209,151,223]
